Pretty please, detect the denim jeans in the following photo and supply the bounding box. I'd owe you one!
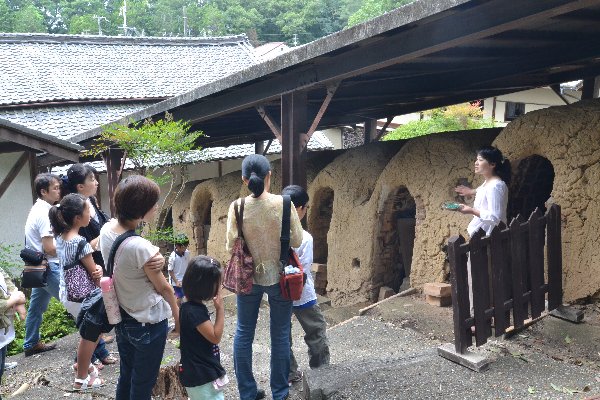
[115,317,168,400]
[234,283,292,400]
[23,262,61,350]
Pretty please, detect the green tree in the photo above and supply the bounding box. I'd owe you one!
[0,0,13,32]
[12,3,46,32]
[383,102,495,141]
[347,0,414,27]
[68,14,97,34]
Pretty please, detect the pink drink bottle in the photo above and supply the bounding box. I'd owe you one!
[100,277,121,325]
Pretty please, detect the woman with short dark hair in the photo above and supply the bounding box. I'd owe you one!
[99,175,180,400]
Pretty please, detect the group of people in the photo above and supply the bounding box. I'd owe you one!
[0,144,510,400]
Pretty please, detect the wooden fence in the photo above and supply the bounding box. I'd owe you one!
[447,204,562,354]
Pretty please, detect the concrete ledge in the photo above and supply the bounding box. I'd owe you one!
[437,342,490,372]
[550,305,584,323]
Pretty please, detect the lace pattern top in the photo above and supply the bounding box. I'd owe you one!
[226,193,303,286]
[467,178,509,237]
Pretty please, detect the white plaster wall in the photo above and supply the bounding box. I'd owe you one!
[483,87,578,122]
[321,128,343,150]
[0,152,34,247]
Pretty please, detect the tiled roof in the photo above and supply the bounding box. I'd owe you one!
[0,103,152,141]
[51,132,334,175]
[0,33,258,106]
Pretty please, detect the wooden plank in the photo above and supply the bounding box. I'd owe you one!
[28,151,38,203]
[303,81,340,149]
[498,221,513,329]
[0,152,29,200]
[546,204,562,310]
[256,105,282,142]
[448,234,471,353]
[528,208,546,318]
[469,228,492,346]
[0,127,80,162]
[489,225,508,336]
[509,215,527,328]
[0,142,32,154]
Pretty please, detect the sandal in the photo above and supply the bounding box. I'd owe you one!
[72,374,104,391]
[100,355,118,365]
[72,363,101,376]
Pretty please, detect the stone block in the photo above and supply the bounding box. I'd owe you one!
[426,294,452,307]
[378,286,396,301]
[437,342,490,372]
[423,282,451,297]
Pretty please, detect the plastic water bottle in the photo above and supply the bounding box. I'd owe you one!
[100,277,121,325]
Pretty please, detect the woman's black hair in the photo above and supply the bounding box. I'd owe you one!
[477,145,511,184]
[281,184,309,208]
[48,193,87,237]
[62,163,96,196]
[241,154,271,197]
[182,256,222,303]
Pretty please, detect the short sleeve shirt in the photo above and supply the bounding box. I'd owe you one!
[24,199,58,264]
[56,235,94,269]
[179,301,225,387]
[167,250,190,283]
[99,222,171,324]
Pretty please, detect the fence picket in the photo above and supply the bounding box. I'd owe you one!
[528,208,545,318]
[448,234,471,353]
[547,204,562,310]
[489,225,508,336]
[469,228,492,345]
[509,215,527,328]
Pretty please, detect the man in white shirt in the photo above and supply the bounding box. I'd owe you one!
[23,173,62,356]
[167,235,190,306]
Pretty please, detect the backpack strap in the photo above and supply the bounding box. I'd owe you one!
[234,198,246,238]
[280,195,291,268]
[105,231,139,277]
[63,239,88,271]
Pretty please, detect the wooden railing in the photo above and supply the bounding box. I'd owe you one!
[447,204,562,354]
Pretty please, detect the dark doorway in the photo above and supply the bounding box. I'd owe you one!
[508,155,555,220]
[309,187,334,295]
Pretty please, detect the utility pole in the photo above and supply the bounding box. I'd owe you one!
[121,0,128,35]
[94,15,107,35]
[183,6,188,36]
[293,33,298,46]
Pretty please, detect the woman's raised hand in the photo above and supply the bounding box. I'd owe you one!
[454,185,476,197]
[92,265,103,281]
[213,285,224,312]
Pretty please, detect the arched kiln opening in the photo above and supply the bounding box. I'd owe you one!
[373,186,416,298]
[192,190,213,255]
[309,187,334,295]
[508,155,555,221]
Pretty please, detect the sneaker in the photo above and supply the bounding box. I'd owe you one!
[288,370,302,386]
[24,342,56,357]
[5,361,17,370]
[255,389,266,400]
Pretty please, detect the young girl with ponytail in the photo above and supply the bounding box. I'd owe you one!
[226,154,303,400]
[49,194,104,391]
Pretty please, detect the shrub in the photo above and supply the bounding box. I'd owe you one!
[7,298,77,356]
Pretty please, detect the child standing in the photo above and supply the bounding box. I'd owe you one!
[49,193,104,390]
[281,185,330,384]
[179,255,226,400]
[168,235,190,306]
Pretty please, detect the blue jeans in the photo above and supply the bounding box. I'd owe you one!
[234,284,292,400]
[23,262,61,350]
[115,316,168,400]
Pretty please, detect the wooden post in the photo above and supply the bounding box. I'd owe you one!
[469,229,491,346]
[448,235,471,353]
[281,91,307,189]
[509,215,526,327]
[489,225,508,336]
[363,119,377,145]
[528,208,546,318]
[547,204,562,310]
[103,148,125,216]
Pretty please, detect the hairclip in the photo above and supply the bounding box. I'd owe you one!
[56,204,61,208]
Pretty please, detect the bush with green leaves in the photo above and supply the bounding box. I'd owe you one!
[7,298,77,356]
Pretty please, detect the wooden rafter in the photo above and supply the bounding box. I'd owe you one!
[302,81,341,150]
[256,106,282,142]
[0,152,29,200]
[375,117,394,141]
[0,127,80,162]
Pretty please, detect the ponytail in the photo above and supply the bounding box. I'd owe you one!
[49,193,87,236]
[497,159,512,185]
[241,155,271,197]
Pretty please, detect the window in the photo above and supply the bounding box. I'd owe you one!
[504,102,526,121]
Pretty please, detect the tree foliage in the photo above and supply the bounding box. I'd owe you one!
[0,0,413,45]
[382,102,496,141]
[85,113,202,230]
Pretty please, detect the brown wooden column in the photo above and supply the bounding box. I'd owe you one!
[581,76,600,100]
[103,148,125,216]
[281,91,307,189]
[363,119,378,145]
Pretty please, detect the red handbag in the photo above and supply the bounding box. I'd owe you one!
[279,195,306,301]
[223,198,254,295]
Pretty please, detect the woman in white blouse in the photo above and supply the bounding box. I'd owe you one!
[455,146,511,318]
[455,146,510,235]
